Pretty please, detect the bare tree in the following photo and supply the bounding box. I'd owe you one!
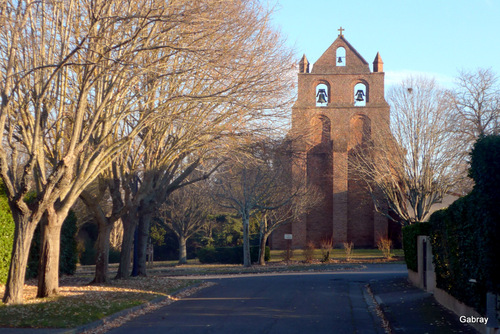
[349,76,464,225]
[256,185,318,265]
[1,0,244,303]
[79,163,124,283]
[111,0,295,277]
[214,139,305,267]
[1,0,295,299]
[157,182,209,265]
[449,68,500,143]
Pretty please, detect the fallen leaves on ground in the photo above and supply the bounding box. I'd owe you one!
[0,276,200,328]
[82,282,215,334]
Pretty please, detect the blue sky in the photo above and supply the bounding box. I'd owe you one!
[270,1,500,88]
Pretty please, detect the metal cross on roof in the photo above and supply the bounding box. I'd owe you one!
[338,26,344,36]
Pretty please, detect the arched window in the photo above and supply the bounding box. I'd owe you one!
[354,82,367,107]
[336,47,346,67]
[316,83,329,107]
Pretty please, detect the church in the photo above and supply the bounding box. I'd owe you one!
[272,28,394,249]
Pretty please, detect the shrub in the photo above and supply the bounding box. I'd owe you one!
[79,239,97,265]
[281,248,293,263]
[252,246,270,263]
[196,247,217,264]
[428,135,500,314]
[109,248,121,264]
[0,181,15,284]
[197,246,269,264]
[430,195,487,313]
[401,222,431,271]
[377,237,393,259]
[319,237,333,262]
[303,242,315,263]
[26,210,78,278]
[343,242,354,261]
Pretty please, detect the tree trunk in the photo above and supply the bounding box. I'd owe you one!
[258,214,267,266]
[2,216,37,304]
[178,235,187,265]
[242,214,251,267]
[92,222,113,283]
[116,211,137,279]
[259,232,271,266]
[134,210,152,276]
[37,215,64,298]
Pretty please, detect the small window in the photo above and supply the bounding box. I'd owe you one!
[354,83,367,107]
[316,83,329,107]
[336,47,346,67]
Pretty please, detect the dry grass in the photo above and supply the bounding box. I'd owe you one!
[377,237,394,259]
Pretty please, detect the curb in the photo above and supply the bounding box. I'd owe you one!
[61,282,204,334]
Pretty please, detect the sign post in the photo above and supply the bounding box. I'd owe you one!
[284,234,293,265]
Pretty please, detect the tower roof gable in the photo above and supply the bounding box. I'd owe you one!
[312,35,370,74]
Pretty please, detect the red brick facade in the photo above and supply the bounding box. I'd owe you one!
[272,34,390,249]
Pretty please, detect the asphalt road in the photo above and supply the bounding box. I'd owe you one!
[107,264,407,334]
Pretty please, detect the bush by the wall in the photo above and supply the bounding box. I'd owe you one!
[429,135,500,314]
[430,194,487,313]
[402,222,431,272]
[197,246,270,264]
[0,181,15,284]
[468,135,500,295]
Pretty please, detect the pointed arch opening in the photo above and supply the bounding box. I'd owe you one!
[310,114,331,145]
[336,47,346,67]
[349,114,371,148]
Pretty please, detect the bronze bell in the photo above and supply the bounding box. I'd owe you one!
[355,89,365,102]
[337,57,343,63]
[317,89,328,104]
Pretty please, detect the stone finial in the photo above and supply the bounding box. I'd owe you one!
[373,52,383,72]
[299,54,310,73]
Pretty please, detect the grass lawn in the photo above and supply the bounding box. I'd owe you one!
[0,248,404,329]
[0,276,198,328]
[269,248,404,262]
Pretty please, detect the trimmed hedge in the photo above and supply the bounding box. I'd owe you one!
[429,195,487,313]
[1,182,79,282]
[429,135,500,314]
[26,211,78,279]
[402,222,431,272]
[0,181,15,284]
[197,246,270,264]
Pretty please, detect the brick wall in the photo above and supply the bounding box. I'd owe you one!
[271,34,391,249]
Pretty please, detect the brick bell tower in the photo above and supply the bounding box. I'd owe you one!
[273,27,390,249]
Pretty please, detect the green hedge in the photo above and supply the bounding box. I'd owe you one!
[197,246,270,264]
[1,182,79,282]
[402,222,431,272]
[26,211,78,279]
[429,135,500,314]
[429,195,487,313]
[0,181,15,284]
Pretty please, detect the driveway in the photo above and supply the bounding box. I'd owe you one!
[107,264,406,334]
